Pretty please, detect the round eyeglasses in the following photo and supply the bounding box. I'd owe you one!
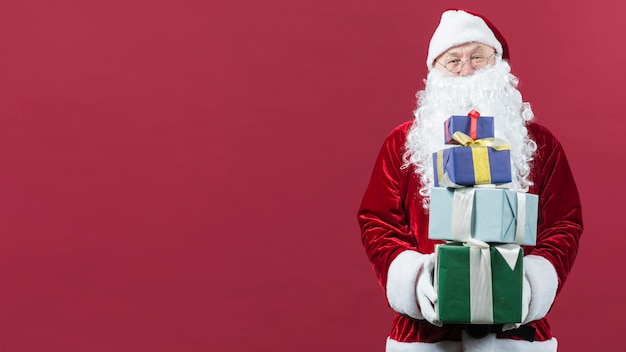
[436,51,497,73]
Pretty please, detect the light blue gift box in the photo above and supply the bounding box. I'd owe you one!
[428,187,539,245]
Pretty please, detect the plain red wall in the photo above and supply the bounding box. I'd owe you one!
[0,1,622,351]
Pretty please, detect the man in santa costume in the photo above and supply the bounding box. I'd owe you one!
[357,8,583,352]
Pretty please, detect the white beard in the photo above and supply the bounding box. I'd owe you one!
[403,60,537,209]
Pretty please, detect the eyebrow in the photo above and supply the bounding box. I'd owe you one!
[444,44,488,57]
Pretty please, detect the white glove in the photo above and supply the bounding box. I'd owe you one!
[416,253,442,326]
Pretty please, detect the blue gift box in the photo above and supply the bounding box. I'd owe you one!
[444,115,494,144]
[428,187,538,245]
[433,146,512,187]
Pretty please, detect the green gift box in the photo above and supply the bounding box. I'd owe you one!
[434,242,523,324]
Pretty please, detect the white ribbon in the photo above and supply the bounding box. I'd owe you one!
[464,240,522,323]
[451,188,475,241]
[514,192,526,244]
[494,243,522,270]
[464,239,493,323]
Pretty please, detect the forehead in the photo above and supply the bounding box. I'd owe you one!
[442,42,494,56]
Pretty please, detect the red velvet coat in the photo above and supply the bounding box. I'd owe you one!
[357,120,583,343]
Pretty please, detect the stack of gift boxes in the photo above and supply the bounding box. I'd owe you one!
[427,110,539,325]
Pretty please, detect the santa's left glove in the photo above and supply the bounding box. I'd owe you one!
[386,250,442,326]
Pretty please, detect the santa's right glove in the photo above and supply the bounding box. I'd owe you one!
[386,250,441,326]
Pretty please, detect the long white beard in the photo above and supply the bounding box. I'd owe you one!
[403,60,537,209]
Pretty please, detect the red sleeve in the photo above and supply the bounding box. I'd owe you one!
[527,123,584,293]
[357,122,418,290]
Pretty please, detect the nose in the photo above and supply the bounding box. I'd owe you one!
[458,60,476,76]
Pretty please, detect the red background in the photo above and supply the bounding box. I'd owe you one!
[0,1,621,351]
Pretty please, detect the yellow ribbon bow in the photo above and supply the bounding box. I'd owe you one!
[452,131,511,151]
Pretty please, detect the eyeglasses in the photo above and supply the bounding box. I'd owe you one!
[436,51,497,74]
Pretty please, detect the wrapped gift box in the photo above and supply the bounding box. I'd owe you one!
[433,146,512,187]
[434,242,523,324]
[428,187,538,245]
[444,114,495,145]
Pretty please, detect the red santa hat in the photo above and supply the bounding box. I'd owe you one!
[426,8,510,69]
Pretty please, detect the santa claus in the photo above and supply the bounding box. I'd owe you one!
[358,8,583,352]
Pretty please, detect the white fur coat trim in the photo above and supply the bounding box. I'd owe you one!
[523,254,559,323]
[386,335,558,352]
[386,250,429,320]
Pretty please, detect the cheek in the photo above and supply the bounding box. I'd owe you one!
[433,64,454,76]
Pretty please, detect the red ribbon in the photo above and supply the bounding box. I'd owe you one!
[468,110,480,140]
